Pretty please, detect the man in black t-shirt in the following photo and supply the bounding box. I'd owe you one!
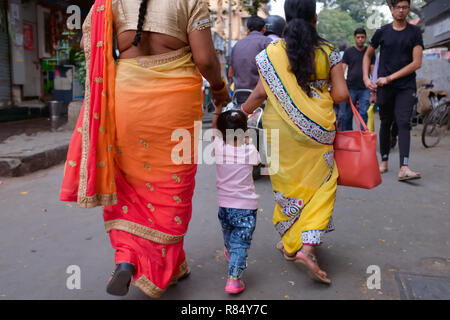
[363,0,423,182]
[342,28,375,131]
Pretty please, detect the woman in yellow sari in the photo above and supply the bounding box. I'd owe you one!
[241,0,348,284]
[60,0,229,298]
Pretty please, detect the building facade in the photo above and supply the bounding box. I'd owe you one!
[422,0,450,49]
[0,0,89,112]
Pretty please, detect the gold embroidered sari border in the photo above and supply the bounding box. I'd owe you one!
[134,276,165,298]
[133,261,189,298]
[104,219,185,244]
[168,261,189,286]
[78,8,93,204]
[77,193,117,208]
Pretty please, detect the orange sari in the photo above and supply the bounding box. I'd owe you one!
[60,0,202,298]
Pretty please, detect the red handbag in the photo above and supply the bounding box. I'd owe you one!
[333,98,382,189]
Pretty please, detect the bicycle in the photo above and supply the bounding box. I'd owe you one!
[421,98,450,148]
[411,79,436,127]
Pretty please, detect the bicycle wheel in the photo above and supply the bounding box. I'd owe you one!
[421,112,444,148]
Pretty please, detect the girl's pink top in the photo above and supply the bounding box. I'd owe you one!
[214,139,261,210]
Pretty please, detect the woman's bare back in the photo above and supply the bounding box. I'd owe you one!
[117,31,188,58]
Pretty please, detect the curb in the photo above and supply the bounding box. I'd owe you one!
[0,144,69,177]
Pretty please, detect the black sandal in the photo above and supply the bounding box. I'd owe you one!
[106,262,134,296]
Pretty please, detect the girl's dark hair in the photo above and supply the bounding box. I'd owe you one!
[217,110,248,142]
[283,0,330,97]
[133,0,149,46]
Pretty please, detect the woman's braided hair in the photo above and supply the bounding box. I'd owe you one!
[132,0,149,46]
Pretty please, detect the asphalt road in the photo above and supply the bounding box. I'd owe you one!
[0,124,449,300]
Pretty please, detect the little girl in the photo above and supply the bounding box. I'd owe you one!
[214,110,261,294]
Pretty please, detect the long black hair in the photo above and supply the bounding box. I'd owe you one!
[132,0,150,46]
[283,0,330,97]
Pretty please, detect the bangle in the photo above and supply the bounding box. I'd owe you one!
[240,104,250,116]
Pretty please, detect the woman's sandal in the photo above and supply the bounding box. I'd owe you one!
[398,171,421,181]
[295,249,331,285]
[276,241,297,261]
[106,262,134,296]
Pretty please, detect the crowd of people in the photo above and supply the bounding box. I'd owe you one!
[60,0,423,298]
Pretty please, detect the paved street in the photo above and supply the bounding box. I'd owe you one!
[0,123,449,300]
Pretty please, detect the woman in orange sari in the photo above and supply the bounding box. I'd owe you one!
[60,0,230,298]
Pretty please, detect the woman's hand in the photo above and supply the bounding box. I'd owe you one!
[211,81,231,110]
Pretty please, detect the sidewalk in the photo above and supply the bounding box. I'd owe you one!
[0,108,216,177]
[0,118,72,177]
[1,111,447,178]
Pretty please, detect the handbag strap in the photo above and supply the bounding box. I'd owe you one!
[347,97,369,132]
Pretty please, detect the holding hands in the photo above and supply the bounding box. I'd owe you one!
[211,80,231,128]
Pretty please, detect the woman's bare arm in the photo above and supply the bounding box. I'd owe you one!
[189,28,230,114]
[189,29,223,91]
[241,79,267,115]
[330,62,349,104]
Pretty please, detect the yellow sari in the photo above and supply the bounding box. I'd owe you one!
[256,40,341,254]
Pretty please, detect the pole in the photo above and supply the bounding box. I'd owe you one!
[227,0,232,66]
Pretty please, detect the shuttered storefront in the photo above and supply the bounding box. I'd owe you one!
[0,1,11,106]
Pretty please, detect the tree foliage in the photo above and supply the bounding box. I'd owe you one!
[317,0,386,23]
[317,8,362,48]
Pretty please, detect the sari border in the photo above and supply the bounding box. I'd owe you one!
[168,261,189,286]
[255,48,336,145]
[78,193,117,208]
[104,219,185,244]
[134,276,165,298]
[134,261,189,298]
[78,4,94,205]
[132,46,191,68]
[301,217,335,246]
[77,0,118,208]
